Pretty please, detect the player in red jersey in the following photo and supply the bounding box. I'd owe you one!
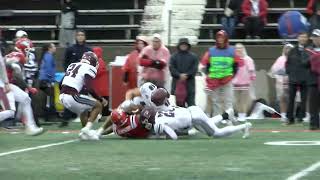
[95,107,155,139]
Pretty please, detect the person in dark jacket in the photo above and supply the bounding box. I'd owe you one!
[169,38,199,107]
[221,0,243,38]
[285,32,315,125]
[58,0,78,47]
[307,29,320,130]
[63,30,92,70]
[308,2,320,33]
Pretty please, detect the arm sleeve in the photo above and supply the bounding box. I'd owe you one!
[162,124,178,140]
[0,52,9,83]
[259,0,268,17]
[169,54,180,78]
[241,0,251,16]
[84,65,97,78]
[84,74,102,101]
[307,0,315,16]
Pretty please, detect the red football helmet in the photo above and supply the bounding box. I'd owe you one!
[81,51,99,69]
[111,109,127,126]
[15,38,34,54]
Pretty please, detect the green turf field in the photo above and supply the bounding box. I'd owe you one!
[1,120,320,180]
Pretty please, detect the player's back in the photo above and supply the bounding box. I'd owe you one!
[155,107,192,131]
[62,62,97,92]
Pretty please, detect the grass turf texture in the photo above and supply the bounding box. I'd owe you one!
[0,120,320,180]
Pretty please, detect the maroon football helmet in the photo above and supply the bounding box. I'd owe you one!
[81,51,99,69]
[151,88,170,106]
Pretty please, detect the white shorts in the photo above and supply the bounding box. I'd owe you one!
[59,93,96,115]
[4,84,30,111]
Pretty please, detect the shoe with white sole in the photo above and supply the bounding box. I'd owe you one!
[80,128,100,141]
[242,122,252,139]
[188,128,199,136]
[25,127,44,136]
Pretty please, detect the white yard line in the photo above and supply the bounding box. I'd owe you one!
[287,161,320,180]
[0,139,78,157]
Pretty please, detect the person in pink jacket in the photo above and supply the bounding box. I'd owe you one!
[138,34,170,87]
[269,43,294,121]
[232,43,256,121]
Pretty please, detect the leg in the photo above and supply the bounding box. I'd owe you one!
[209,88,223,117]
[189,106,251,138]
[186,79,196,107]
[296,85,308,121]
[222,82,234,112]
[80,111,89,127]
[0,88,15,121]
[287,83,297,123]
[308,86,320,129]
[96,116,114,136]
[244,17,251,38]
[10,84,41,131]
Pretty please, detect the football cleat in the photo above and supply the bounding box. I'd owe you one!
[25,127,44,136]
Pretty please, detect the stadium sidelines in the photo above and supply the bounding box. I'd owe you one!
[0,139,78,157]
[287,161,320,180]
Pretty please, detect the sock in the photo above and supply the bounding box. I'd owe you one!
[85,122,93,130]
[281,112,286,119]
[238,113,246,119]
[0,110,15,122]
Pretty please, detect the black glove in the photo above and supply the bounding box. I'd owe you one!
[152,60,162,69]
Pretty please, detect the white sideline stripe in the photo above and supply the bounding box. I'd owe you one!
[287,161,320,180]
[0,139,78,157]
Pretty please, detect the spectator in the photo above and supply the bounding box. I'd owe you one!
[232,43,256,121]
[122,36,149,89]
[286,32,314,125]
[221,0,243,38]
[169,38,199,107]
[307,0,320,16]
[138,33,170,88]
[58,0,78,47]
[241,0,268,39]
[38,43,56,119]
[64,30,91,70]
[309,6,320,32]
[0,29,8,55]
[92,47,110,116]
[308,29,320,130]
[200,30,241,116]
[269,43,294,121]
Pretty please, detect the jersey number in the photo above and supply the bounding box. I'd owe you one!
[66,64,81,78]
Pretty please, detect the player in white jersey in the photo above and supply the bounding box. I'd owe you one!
[60,51,107,140]
[120,82,173,113]
[0,51,43,136]
[140,88,252,140]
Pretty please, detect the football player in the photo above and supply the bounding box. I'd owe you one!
[106,108,153,138]
[148,89,252,140]
[0,50,43,136]
[120,82,173,113]
[59,51,107,140]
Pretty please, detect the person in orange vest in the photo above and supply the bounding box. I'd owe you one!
[122,36,148,89]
